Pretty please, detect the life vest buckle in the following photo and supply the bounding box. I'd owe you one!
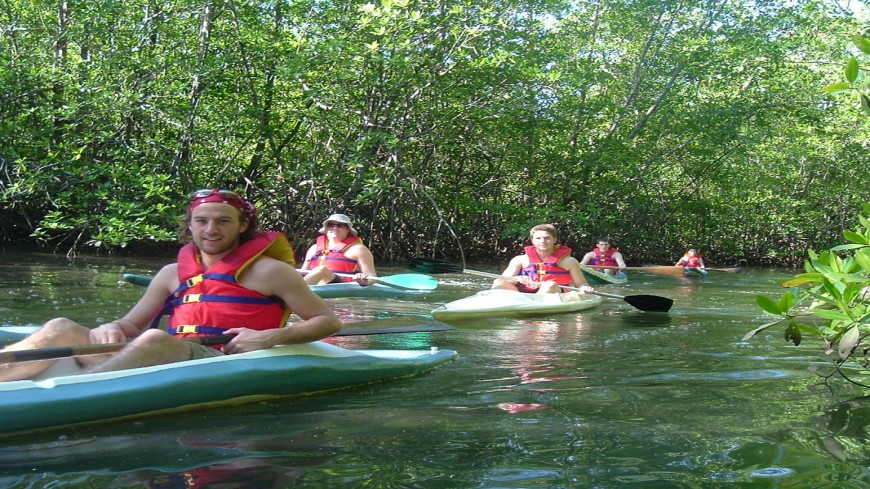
[186,275,204,288]
[174,325,201,334]
[182,293,203,303]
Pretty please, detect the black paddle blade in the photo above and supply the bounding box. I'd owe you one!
[409,257,463,274]
[623,294,674,313]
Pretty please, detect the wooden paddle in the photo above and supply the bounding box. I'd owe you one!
[123,272,439,291]
[0,322,454,364]
[408,257,674,313]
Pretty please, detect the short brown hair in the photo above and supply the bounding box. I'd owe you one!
[529,224,557,240]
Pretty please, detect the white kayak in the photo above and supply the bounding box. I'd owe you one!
[431,289,602,321]
[0,330,456,436]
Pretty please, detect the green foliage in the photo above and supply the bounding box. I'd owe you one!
[826,35,870,115]
[1,0,868,264]
[745,204,870,386]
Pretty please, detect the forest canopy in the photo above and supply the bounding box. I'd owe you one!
[1,0,868,266]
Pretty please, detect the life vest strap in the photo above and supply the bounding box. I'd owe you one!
[170,325,231,335]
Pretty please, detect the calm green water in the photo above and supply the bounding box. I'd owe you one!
[0,253,868,488]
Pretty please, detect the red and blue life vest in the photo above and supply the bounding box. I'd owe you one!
[589,247,619,267]
[305,235,363,282]
[681,253,703,267]
[517,245,572,292]
[164,231,296,341]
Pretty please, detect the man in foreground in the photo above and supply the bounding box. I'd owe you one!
[491,224,592,294]
[0,189,341,381]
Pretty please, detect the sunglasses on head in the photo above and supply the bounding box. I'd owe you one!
[192,189,242,200]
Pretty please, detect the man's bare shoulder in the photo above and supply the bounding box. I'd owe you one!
[147,263,180,294]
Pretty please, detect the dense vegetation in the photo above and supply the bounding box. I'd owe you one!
[1,0,868,266]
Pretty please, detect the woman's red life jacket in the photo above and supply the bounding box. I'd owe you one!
[165,231,296,341]
[517,245,572,292]
[304,235,363,282]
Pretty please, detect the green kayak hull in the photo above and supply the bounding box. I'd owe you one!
[0,342,456,436]
[122,273,429,299]
[683,267,709,277]
[580,267,628,285]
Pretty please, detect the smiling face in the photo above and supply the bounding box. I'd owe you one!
[324,220,351,241]
[188,202,249,261]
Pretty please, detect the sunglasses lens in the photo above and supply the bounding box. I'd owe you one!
[193,189,241,200]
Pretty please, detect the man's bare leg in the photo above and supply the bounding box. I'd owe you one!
[0,318,90,381]
[85,329,197,374]
[302,266,338,285]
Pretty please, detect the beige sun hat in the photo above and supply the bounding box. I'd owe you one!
[318,213,358,236]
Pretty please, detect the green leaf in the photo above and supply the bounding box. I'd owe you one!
[846,57,860,83]
[824,82,851,95]
[853,35,870,55]
[813,308,852,321]
[861,94,870,115]
[756,294,782,315]
[839,326,860,359]
[742,318,784,341]
[777,290,796,312]
[843,230,868,244]
[781,274,821,288]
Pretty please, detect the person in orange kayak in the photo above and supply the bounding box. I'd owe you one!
[0,189,341,382]
[675,248,706,270]
[579,236,627,275]
[491,223,593,294]
[300,213,377,286]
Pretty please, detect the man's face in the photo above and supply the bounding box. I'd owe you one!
[325,221,351,240]
[189,203,248,255]
[597,241,610,252]
[531,231,555,251]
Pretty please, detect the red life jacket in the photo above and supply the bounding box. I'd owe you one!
[517,245,573,292]
[305,235,363,282]
[589,247,619,267]
[165,231,296,340]
[681,253,703,267]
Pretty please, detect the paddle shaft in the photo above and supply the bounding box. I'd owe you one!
[0,324,453,364]
[124,272,432,291]
[590,265,741,274]
[295,269,417,290]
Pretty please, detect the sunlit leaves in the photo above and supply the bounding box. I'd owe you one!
[751,204,870,382]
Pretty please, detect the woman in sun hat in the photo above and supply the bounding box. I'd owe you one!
[300,213,377,286]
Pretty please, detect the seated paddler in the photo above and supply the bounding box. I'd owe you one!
[0,188,341,381]
[300,213,378,286]
[491,223,593,295]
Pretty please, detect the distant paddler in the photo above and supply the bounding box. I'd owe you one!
[579,236,627,276]
[300,213,378,286]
